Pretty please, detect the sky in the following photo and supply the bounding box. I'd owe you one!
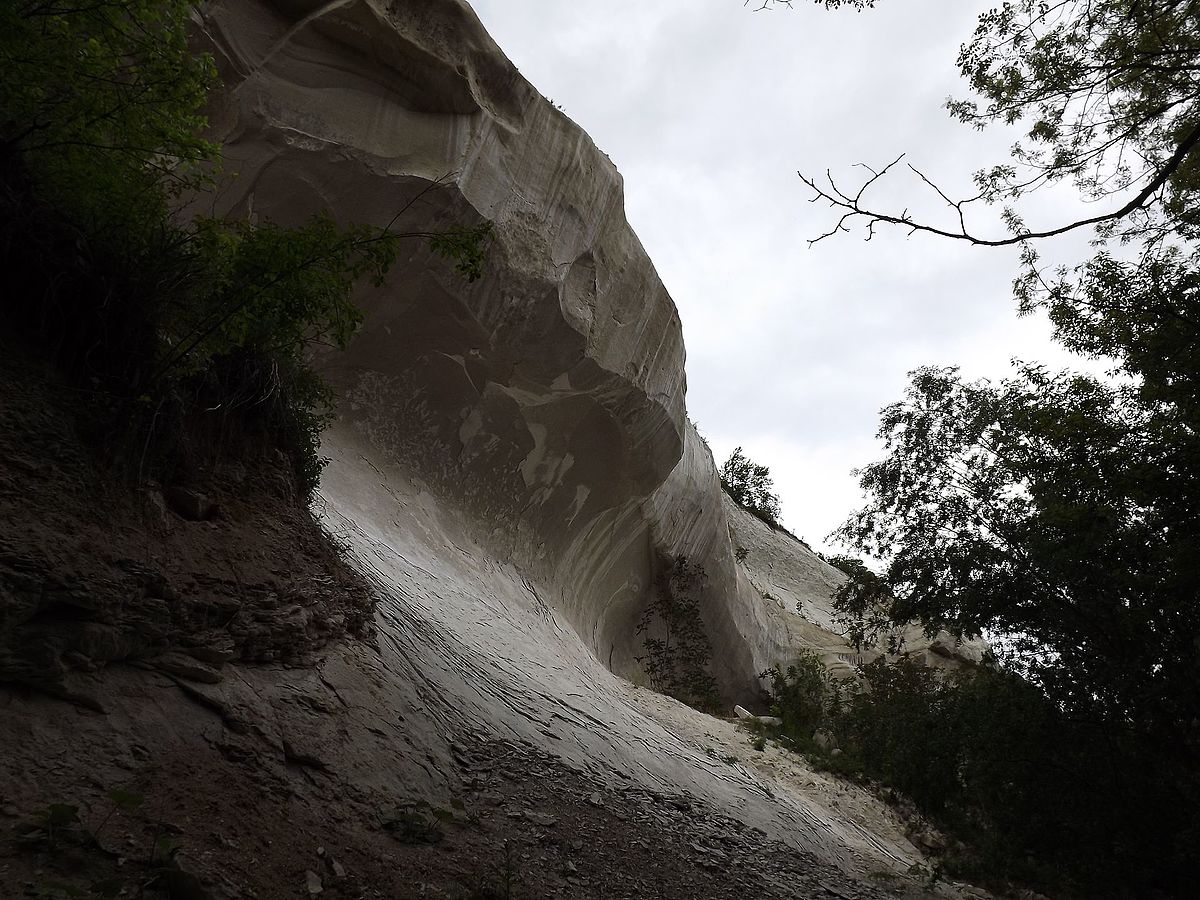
[469,0,1099,553]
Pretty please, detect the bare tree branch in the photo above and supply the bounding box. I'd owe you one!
[800,121,1200,247]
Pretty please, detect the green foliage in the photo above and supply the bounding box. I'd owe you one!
[826,295,1200,894]
[0,0,492,495]
[0,0,218,234]
[832,359,1200,763]
[429,222,493,282]
[788,0,1200,893]
[759,650,837,748]
[719,446,782,527]
[635,553,721,713]
[763,656,1195,896]
[948,0,1200,246]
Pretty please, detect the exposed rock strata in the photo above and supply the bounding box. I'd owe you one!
[196,0,977,698]
[724,496,989,678]
[0,2,990,896]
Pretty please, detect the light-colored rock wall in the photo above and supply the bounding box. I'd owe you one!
[196,0,977,708]
[140,0,1007,884]
[197,0,770,695]
[725,497,988,678]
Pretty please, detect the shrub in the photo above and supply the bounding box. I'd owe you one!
[759,651,836,749]
[762,654,1197,897]
[720,447,782,526]
[635,553,721,713]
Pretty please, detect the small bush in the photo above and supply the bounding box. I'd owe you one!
[635,553,721,713]
[759,651,836,750]
[1,1,491,494]
[720,447,782,526]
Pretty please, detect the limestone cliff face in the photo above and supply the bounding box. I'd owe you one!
[724,497,988,679]
[196,0,773,695]
[0,4,984,890]
[195,0,972,703]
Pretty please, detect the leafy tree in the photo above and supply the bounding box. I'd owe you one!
[759,650,837,746]
[799,0,1200,256]
[1,0,491,493]
[0,0,217,227]
[833,353,1200,755]
[762,652,1195,894]
[763,2,1200,890]
[720,446,783,526]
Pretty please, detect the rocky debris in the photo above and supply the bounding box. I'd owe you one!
[444,739,926,900]
[0,347,378,703]
[304,869,323,895]
[163,486,219,522]
[735,705,783,728]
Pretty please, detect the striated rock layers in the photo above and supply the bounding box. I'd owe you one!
[0,2,1003,891]
[197,0,980,706]
[198,0,769,697]
[0,2,994,893]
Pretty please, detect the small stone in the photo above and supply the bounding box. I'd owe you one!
[163,486,218,522]
[587,792,603,807]
[153,652,222,684]
[305,870,323,895]
[331,860,346,879]
[2,805,18,817]
[526,812,558,827]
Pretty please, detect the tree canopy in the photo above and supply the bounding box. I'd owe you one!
[1,0,489,491]
[801,0,1200,256]
[719,446,783,526]
[790,4,1200,887]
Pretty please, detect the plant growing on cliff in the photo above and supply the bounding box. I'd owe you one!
[719,447,782,527]
[635,553,721,713]
[759,650,837,748]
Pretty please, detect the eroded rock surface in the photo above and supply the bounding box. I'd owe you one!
[1,2,990,897]
[724,496,989,679]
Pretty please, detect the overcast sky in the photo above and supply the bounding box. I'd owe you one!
[469,0,1097,553]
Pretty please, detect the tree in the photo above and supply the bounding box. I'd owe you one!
[799,0,1200,257]
[780,2,1200,889]
[794,0,1200,760]
[719,446,783,526]
[635,553,721,712]
[834,357,1200,752]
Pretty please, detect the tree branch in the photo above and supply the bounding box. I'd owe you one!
[801,121,1200,247]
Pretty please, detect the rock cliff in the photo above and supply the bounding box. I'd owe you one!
[0,2,987,896]
[198,0,775,699]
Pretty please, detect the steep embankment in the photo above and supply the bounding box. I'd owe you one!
[0,2,986,897]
